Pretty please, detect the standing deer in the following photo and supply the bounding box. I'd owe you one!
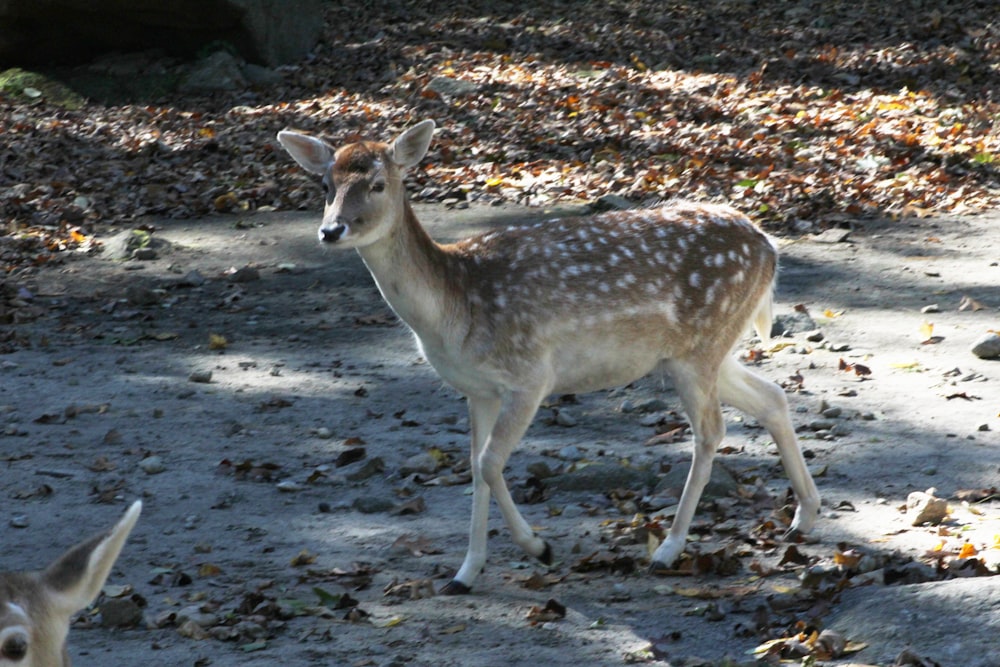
[277,119,821,594]
[0,501,140,665]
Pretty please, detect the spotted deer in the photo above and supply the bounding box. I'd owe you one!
[277,119,821,594]
[0,501,140,665]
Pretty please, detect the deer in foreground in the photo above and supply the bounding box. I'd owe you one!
[277,119,821,594]
[0,501,141,665]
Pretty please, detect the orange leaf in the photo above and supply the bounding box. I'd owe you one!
[958,542,978,558]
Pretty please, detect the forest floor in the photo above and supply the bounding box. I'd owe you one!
[1,202,998,667]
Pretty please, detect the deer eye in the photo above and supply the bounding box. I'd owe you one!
[371,181,385,193]
[2,634,28,661]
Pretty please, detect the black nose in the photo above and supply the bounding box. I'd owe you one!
[319,224,346,243]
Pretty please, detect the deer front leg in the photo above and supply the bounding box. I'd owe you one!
[441,396,501,595]
[650,363,726,571]
[441,389,550,594]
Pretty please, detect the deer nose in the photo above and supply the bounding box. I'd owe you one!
[318,223,346,243]
[1,631,28,660]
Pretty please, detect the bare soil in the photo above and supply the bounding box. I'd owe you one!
[1,204,998,667]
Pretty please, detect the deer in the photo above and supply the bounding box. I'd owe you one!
[0,501,141,665]
[276,119,821,594]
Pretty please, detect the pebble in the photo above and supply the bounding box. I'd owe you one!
[314,427,333,439]
[176,605,221,629]
[808,419,836,431]
[100,598,143,627]
[558,445,584,461]
[828,342,852,352]
[399,452,439,476]
[920,304,940,314]
[188,370,213,383]
[906,490,948,526]
[634,398,670,413]
[139,455,166,474]
[10,514,28,528]
[554,409,577,427]
[970,332,1000,359]
[276,480,303,492]
[821,406,843,419]
[830,423,852,437]
[353,496,396,514]
[125,284,160,306]
[179,269,206,287]
[228,266,260,283]
[526,461,555,479]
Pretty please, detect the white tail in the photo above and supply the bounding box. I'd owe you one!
[0,501,141,666]
[277,120,821,593]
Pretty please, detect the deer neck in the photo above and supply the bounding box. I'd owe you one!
[355,199,457,337]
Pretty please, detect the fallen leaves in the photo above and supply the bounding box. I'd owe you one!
[3,1,1000,275]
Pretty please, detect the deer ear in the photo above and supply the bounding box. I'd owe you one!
[41,501,141,615]
[389,119,435,169]
[277,130,335,175]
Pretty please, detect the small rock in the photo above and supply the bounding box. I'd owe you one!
[178,270,206,287]
[970,332,1000,359]
[805,330,825,342]
[618,399,636,413]
[399,452,439,476]
[10,514,28,528]
[132,247,157,261]
[526,461,556,479]
[314,427,333,439]
[352,496,396,514]
[176,605,220,629]
[345,457,385,482]
[771,311,817,337]
[813,228,851,243]
[920,304,940,314]
[188,370,213,383]
[821,406,843,419]
[426,76,478,96]
[558,445,584,461]
[180,51,247,93]
[139,456,165,474]
[633,398,670,413]
[906,490,948,526]
[653,463,738,500]
[125,284,160,306]
[276,480,303,492]
[828,342,852,352]
[554,409,577,427]
[100,598,143,627]
[830,422,852,437]
[808,419,836,431]
[591,194,635,211]
[547,464,658,494]
[228,266,260,283]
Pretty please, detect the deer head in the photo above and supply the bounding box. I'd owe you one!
[0,501,141,666]
[277,120,435,248]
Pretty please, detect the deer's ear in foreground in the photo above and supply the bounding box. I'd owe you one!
[278,120,822,595]
[0,501,141,666]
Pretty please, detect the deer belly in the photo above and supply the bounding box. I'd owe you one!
[549,316,672,393]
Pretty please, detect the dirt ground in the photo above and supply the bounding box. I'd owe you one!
[1,203,998,667]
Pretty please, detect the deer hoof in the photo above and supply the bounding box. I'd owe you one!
[648,560,673,575]
[537,541,553,566]
[782,527,804,543]
[439,580,472,596]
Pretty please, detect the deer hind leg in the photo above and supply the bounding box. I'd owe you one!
[650,360,727,570]
[717,355,821,537]
[442,390,550,594]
